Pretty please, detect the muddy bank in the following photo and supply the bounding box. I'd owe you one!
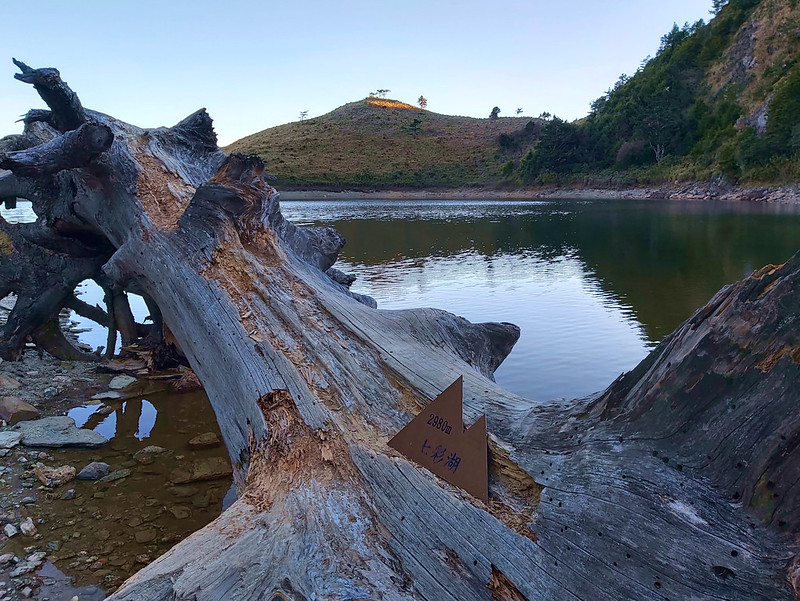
[279,181,800,203]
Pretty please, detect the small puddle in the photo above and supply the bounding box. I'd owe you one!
[1,388,234,596]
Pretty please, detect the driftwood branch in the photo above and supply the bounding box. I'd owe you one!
[0,122,113,176]
[12,58,87,131]
[64,293,109,326]
[1,60,797,601]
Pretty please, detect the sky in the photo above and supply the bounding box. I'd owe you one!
[0,1,714,146]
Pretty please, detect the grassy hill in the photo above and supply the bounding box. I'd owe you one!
[229,0,800,190]
[226,98,539,189]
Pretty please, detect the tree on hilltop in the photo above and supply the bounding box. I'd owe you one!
[490,106,500,119]
[418,96,428,109]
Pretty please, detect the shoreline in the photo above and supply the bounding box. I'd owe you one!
[278,182,800,203]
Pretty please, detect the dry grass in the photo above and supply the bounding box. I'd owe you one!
[226,99,537,189]
[366,97,420,110]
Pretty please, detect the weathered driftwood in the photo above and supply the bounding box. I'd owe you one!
[1,61,798,601]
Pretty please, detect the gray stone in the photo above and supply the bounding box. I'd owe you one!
[12,416,108,448]
[168,486,199,498]
[170,457,232,484]
[91,391,122,401]
[0,432,22,449]
[0,553,14,564]
[108,375,137,390]
[99,468,131,483]
[134,527,157,544]
[168,505,191,519]
[62,489,75,500]
[3,523,17,537]
[0,398,39,425]
[20,497,35,505]
[187,432,220,449]
[133,445,170,465]
[76,462,110,481]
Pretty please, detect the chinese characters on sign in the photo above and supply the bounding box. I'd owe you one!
[388,376,488,503]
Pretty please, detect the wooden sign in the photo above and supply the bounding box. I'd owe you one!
[389,376,488,503]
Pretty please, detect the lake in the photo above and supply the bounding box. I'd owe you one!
[280,197,800,401]
[5,197,800,401]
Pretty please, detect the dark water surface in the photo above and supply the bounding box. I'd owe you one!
[281,198,800,401]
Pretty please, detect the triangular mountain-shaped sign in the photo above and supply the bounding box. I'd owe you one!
[388,376,488,503]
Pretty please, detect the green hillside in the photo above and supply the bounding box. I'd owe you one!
[516,0,800,186]
[229,0,800,189]
[226,98,539,189]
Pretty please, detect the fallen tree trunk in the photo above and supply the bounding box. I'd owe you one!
[1,61,798,601]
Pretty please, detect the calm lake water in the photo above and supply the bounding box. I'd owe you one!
[5,198,800,401]
[281,198,800,401]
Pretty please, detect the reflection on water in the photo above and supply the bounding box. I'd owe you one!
[69,399,158,441]
[282,198,800,401]
[0,201,149,353]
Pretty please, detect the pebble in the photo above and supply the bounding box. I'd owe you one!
[99,468,131,483]
[0,397,39,425]
[187,432,220,449]
[134,528,157,544]
[33,463,76,488]
[108,375,137,390]
[133,446,170,465]
[62,489,76,500]
[20,497,35,505]
[170,457,232,484]
[0,554,14,565]
[0,376,21,389]
[3,524,17,538]
[76,462,110,481]
[19,517,36,537]
[91,391,122,401]
[168,505,191,519]
[9,562,35,577]
[0,432,22,449]
[20,586,32,598]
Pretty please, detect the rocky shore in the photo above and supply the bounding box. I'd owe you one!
[0,303,232,600]
[278,181,800,203]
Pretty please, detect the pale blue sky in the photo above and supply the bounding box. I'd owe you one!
[0,1,713,146]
